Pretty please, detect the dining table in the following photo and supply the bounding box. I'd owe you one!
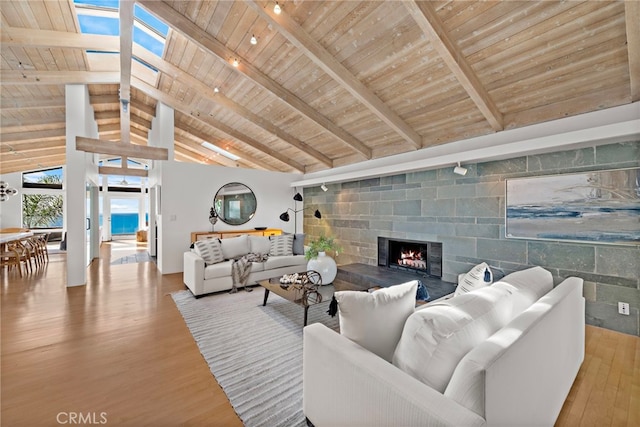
[0,231,34,243]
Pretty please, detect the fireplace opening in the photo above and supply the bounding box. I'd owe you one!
[391,242,427,271]
[378,237,442,278]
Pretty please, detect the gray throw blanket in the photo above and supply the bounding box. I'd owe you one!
[230,253,269,293]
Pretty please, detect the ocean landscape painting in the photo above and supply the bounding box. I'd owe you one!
[506,168,640,245]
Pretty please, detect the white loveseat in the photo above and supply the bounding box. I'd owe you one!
[303,267,585,426]
[183,234,307,297]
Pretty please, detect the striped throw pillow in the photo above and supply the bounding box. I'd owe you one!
[269,234,294,256]
[194,238,224,265]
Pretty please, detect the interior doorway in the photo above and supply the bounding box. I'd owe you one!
[108,197,145,241]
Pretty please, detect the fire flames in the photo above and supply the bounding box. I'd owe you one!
[397,249,426,269]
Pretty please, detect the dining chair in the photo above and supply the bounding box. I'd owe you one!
[2,242,24,276]
[13,240,33,274]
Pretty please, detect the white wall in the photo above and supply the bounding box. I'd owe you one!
[158,161,302,274]
[0,171,23,228]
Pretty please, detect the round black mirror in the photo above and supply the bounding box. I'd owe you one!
[214,182,257,226]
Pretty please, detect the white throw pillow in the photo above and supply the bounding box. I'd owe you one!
[193,238,224,265]
[455,262,493,296]
[392,285,514,393]
[335,280,418,362]
[269,234,294,256]
[221,234,251,260]
[249,235,271,255]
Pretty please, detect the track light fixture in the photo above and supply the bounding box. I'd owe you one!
[453,162,468,176]
[250,34,257,45]
[213,87,220,93]
[232,58,239,67]
[274,1,281,14]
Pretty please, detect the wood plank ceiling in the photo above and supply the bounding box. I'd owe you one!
[1,0,637,176]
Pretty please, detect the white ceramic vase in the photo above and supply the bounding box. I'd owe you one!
[307,251,337,285]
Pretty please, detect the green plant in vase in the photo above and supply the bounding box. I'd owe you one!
[305,235,342,285]
[305,235,341,260]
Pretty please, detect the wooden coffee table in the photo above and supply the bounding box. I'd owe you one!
[258,275,366,326]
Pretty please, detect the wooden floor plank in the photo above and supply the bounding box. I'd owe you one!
[1,240,638,426]
[1,241,242,427]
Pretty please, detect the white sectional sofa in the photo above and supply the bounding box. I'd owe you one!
[183,234,307,297]
[303,266,585,426]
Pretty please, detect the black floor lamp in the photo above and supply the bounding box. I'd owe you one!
[279,192,321,233]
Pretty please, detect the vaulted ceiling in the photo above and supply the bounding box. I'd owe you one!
[1,1,638,176]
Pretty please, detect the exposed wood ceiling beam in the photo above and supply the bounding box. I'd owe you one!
[0,128,66,143]
[1,139,63,155]
[132,76,305,173]
[174,145,228,166]
[2,147,66,163]
[245,0,422,150]
[91,95,157,118]
[137,1,371,159]
[98,123,121,133]
[1,115,66,130]
[0,155,66,175]
[2,26,332,169]
[76,136,168,160]
[119,0,134,146]
[625,1,640,101]
[133,46,332,168]
[90,94,120,105]
[403,1,503,132]
[174,135,240,169]
[1,71,119,85]
[1,96,65,110]
[174,124,270,171]
[98,166,148,177]
[1,26,119,51]
[173,145,217,166]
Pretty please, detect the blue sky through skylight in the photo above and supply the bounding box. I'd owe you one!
[74,0,168,57]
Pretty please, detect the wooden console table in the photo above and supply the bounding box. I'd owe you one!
[190,228,282,243]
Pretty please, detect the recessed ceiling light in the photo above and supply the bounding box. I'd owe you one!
[214,87,219,93]
[274,2,281,14]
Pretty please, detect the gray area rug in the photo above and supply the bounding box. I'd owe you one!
[172,287,339,427]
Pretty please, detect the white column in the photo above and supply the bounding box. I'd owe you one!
[148,102,174,273]
[65,84,98,287]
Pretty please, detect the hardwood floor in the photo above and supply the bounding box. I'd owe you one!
[1,241,242,426]
[1,241,638,426]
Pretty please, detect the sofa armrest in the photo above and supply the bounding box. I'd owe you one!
[183,251,205,296]
[303,324,486,427]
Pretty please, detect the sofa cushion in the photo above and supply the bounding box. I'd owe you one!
[455,262,493,296]
[500,266,553,310]
[250,262,265,273]
[392,284,514,393]
[264,255,306,270]
[193,238,224,265]
[269,234,294,256]
[221,235,251,260]
[335,280,418,362]
[249,235,271,255]
[204,260,233,280]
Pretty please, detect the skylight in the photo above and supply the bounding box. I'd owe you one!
[202,142,241,161]
[74,0,168,57]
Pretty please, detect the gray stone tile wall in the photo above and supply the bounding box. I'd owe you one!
[304,141,640,336]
